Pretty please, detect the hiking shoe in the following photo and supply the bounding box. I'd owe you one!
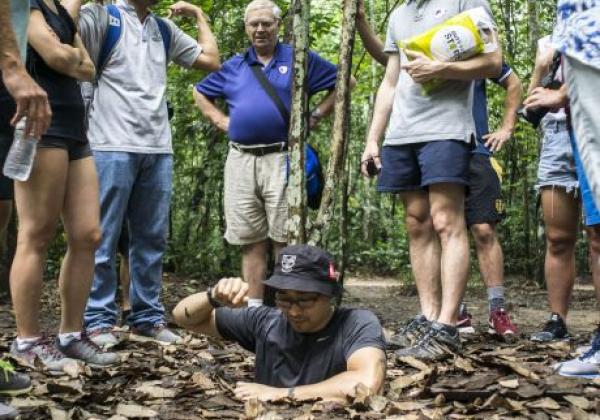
[88,327,120,350]
[388,315,431,349]
[0,360,31,396]
[9,338,76,375]
[556,330,600,377]
[457,308,475,334]
[530,313,571,342]
[395,322,461,361]
[0,402,18,419]
[131,324,181,344]
[56,334,120,368]
[488,308,518,336]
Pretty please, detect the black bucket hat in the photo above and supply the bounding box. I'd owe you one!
[263,244,342,297]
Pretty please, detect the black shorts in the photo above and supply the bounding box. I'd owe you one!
[38,136,92,161]
[465,153,505,227]
[118,221,129,258]
[0,133,13,201]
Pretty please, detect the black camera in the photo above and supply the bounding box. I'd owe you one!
[518,52,563,128]
[366,158,380,177]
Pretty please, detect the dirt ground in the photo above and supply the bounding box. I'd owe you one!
[0,274,599,419]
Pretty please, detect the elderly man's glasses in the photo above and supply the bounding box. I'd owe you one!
[246,19,277,30]
[275,293,320,309]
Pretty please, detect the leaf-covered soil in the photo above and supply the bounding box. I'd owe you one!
[1,274,599,419]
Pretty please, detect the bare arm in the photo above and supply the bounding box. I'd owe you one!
[0,1,51,137]
[527,44,554,95]
[310,76,357,127]
[168,1,219,71]
[193,89,229,132]
[483,72,523,152]
[60,0,82,23]
[28,10,95,81]
[172,277,248,337]
[235,347,387,402]
[356,0,387,66]
[360,54,400,176]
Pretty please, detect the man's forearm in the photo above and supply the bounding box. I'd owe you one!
[0,0,22,72]
[366,81,395,145]
[172,292,214,332]
[499,74,523,132]
[193,90,227,127]
[437,50,502,81]
[356,16,387,66]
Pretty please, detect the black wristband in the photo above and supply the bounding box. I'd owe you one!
[206,286,223,308]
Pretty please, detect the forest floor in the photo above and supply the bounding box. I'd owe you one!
[0,274,599,419]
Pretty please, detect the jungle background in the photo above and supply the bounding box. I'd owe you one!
[0,0,587,290]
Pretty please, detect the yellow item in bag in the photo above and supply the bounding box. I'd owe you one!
[399,7,497,94]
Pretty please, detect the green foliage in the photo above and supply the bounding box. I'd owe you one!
[40,0,592,284]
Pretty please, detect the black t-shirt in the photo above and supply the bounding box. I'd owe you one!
[0,0,86,142]
[215,306,386,387]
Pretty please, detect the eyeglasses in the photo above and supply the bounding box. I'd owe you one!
[275,293,320,310]
[245,20,277,30]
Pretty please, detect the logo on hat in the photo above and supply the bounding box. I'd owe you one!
[281,255,297,273]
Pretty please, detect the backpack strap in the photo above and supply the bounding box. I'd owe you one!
[153,15,172,59]
[249,63,290,127]
[97,4,122,80]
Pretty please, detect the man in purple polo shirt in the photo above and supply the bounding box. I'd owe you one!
[194,0,339,307]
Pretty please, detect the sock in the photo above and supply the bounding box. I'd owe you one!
[487,286,505,311]
[58,331,82,346]
[247,298,263,307]
[16,336,42,351]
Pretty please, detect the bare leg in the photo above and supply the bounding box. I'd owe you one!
[10,149,67,337]
[541,187,579,319]
[401,191,441,321]
[429,184,469,326]
[242,240,269,299]
[59,157,101,334]
[470,223,504,289]
[119,256,131,311]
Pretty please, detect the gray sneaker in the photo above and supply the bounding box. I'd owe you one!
[56,334,120,368]
[388,315,431,350]
[0,402,18,419]
[0,360,31,396]
[10,338,76,375]
[88,327,120,350]
[395,322,461,362]
[131,324,181,344]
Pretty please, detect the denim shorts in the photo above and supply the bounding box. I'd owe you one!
[377,140,471,192]
[536,119,578,193]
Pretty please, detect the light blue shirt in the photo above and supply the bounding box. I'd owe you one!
[10,0,29,61]
[552,0,600,70]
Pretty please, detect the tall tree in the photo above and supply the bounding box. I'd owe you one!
[287,0,310,244]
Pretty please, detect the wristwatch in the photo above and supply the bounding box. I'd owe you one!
[206,286,223,308]
[310,107,323,120]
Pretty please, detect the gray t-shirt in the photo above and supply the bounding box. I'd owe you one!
[216,306,386,387]
[78,0,202,154]
[11,0,29,61]
[383,0,495,146]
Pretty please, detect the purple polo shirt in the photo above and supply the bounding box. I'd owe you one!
[195,43,338,145]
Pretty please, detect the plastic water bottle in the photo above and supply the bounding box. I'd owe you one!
[3,119,37,181]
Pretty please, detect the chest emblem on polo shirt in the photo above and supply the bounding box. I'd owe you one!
[278,65,289,75]
[281,255,296,273]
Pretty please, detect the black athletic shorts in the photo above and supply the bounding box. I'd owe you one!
[38,136,92,161]
[465,153,505,227]
[0,132,13,201]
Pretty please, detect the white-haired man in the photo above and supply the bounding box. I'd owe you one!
[194,0,346,306]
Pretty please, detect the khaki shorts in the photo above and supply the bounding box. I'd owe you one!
[224,146,288,245]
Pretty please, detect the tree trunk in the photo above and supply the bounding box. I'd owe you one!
[287,0,310,245]
[309,0,358,246]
